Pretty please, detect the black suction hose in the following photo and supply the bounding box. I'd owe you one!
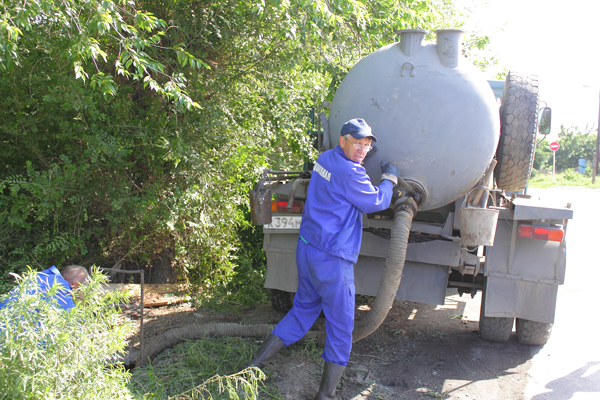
[352,196,416,343]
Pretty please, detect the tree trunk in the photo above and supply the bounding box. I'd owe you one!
[149,247,177,283]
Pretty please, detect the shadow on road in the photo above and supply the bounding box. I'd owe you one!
[341,293,534,399]
[530,361,600,400]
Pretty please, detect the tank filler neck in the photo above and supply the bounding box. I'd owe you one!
[397,29,428,57]
[435,29,463,68]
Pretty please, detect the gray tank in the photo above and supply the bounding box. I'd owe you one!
[328,29,500,211]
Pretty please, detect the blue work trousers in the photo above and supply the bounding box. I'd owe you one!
[271,239,355,366]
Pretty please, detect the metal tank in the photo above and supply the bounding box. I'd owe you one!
[328,29,500,211]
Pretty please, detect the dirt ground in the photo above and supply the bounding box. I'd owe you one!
[123,288,533,400]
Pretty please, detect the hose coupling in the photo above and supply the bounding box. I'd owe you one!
[393,196,418,216]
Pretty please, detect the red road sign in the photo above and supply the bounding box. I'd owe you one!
[550,141,560,152]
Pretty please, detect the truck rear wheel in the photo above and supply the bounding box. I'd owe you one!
[494,71,539,191]
[479,283,514,342]
[516,318,553,345]
[269,289,295,312]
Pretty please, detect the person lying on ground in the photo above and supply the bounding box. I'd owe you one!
[0,265,90,310]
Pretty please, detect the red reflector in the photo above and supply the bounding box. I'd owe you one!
[271,200,304,213]
[548,229,564,242]
[532,227,549,240]
[518,224,563,242]
[518,225,534,238]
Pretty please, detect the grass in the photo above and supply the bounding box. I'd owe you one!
[425,389,449,399]
[130,336,281,399]
[129,336,326,399]
[528,170,600,189]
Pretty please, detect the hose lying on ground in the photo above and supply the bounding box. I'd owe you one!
[129,322,274,368]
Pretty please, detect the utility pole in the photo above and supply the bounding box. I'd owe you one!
[594,91,600,183]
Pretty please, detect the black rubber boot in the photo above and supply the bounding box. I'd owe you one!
[313,361,345,400]
[245,334,285,368]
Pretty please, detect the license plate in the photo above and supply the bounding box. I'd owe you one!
[264,216,302,229]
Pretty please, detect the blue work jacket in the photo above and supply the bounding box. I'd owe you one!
[299,146,394,263]
[0,266,75,310]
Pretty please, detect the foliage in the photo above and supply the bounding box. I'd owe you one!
[555,125,598,173]
[0,268,133,399]
[0,0,202,109]
[533,125,597,173]
[533,138,554,171]
[130,337,276,399]
[170,369,268,400]
[1,0,470,286]
[196,220,269,310]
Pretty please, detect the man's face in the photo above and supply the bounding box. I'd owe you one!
[340,135,372,163]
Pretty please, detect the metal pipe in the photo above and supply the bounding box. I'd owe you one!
[593,91,599,183]
[470,159,497,207]
[436,29,463,68]
[286,179,310,211]
[139,270,144,366]
[397,175,416,197]
[398,29,427,57]
[267,170,305,175]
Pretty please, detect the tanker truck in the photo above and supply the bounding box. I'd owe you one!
[249,29,573,346]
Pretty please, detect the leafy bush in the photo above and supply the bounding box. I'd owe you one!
[563,169,579,181]
[0,268,134,399]
[194,212,269,310]
[530,168,538,179]
[555,125,597,172]
[533,139,553,171]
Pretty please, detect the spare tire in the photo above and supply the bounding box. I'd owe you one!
[494,71,539,191]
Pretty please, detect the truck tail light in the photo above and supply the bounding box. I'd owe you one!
[271,200,304,213]
[518,224,564,242]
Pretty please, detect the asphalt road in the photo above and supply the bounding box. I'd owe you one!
[523,187,600,399]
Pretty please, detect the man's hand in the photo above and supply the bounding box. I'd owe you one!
[380,161,399,185]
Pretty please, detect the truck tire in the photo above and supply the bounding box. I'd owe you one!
[516,318,553,346]
[494,71,539,191]
[479,284,513,342]
[269,289,295,312]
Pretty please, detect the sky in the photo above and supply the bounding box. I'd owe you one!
[456,0,600,137]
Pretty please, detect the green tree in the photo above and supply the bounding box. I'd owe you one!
[1,0,469,288]
[554,125,597,173]
[533,138,553,171]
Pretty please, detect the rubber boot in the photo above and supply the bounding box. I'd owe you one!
[245,334,285,368]
[313,361,345,400]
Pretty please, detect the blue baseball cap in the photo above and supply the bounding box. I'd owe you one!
[340,118,378,142]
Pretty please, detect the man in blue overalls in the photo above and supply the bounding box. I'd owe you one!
[247,118,399,399]
[0,265,90,310]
